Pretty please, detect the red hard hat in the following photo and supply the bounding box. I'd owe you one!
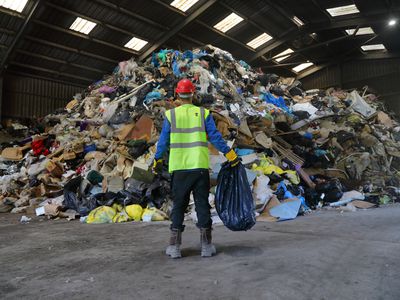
[175,79,195,94]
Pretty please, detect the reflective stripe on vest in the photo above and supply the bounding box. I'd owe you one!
[166,104,209,172]
[169,107,206,134]
[170,141,208,148]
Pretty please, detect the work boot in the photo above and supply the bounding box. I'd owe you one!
[165,228,182,259]
[200,228,216,257]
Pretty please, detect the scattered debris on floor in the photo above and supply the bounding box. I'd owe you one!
[1,45,399,224]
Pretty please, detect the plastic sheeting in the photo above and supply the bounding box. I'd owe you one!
[349,90,376,118]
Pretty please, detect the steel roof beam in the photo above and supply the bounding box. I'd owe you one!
[262,33,362,63]
[92,0,199,49]
[151,0,186,16]
[302,13,399,33]
[296,63,329,79]
[297,35,381,79]
[217,1,301,74]
[195,20,255,52]
[247,30,298,62]
[0,7,25,18]
[139,0,218,61]
[45,2,149,49]
[353,52,400,60]
[24,36,118,64]
[33,20,137,55]
[93,0,168,31]
[150,0,256,53]
[10,61,93,82]
[1,0,42,71]
[218,2,274,35]
[249,11,397,63]
[0,28,16,35]
[264,0,303,27]
[16,49,108,74]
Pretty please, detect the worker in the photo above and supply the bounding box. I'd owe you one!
[153,78,238,259]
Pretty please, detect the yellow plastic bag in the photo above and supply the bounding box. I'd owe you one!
[252,155,300,184]
[142,207,168,222]
[112,210,131,223]
[284,170,300,185]
[86,206,116,224]
[252,155,285,175]
[125,204,143,221]
[112,203,123,212]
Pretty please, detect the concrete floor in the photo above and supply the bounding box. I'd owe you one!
[0,205,399,300]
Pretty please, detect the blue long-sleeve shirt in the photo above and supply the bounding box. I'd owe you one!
[155,113,230,160]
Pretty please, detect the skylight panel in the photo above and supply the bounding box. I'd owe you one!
[170,0,200,12]
[326,4,359,17]
[292,62,314,73]
[246,33,273,49]
[274,48,294,62]
[124,37,148,51]
[0,0,29,12]
[345,27,374,35]
[293,16,304,27]
[214,13,244,33]
[361,44,386,51]
[69,17,97,35]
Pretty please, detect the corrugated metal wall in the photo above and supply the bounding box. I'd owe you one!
[301,65,341,89]
[301,58,400,113]
[2,74,84,119]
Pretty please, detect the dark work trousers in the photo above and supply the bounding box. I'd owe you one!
[171,169,212,231]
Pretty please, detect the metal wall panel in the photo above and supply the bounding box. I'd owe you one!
[342,59,400,83]
[302,59,400,89]
[2,74,83,119]
[301,65,341,89]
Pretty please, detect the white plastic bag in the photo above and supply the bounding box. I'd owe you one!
[253,175,273,204]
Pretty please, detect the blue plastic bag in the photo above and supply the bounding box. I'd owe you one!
[215,162,256,231]
[262,92,290,112]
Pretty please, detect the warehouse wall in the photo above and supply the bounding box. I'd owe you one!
[1,74,84,120]
[301,58,400,114]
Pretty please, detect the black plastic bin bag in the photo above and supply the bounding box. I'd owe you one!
[215,162,256,231]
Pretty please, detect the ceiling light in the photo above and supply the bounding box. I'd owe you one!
[69,17,97,35]
[124,37,148,51]
[170,0,199,12]
[246,33,273,49]
[292,62,314,73]
[274,48,294,62]
[345,27,374,35]
[361,44,386,51]
[326,4,359,17]
[214,13,244,33]
[293,16,304,27]
[0,0,28,12]
[388,19,397,26]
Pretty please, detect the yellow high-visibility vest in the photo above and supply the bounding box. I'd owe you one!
[165,104,210,172]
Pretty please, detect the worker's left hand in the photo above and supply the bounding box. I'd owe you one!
[152,159,163,174]
[225,149,240,167]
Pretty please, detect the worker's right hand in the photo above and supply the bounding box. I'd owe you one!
[225,149,240,167]
[152,159,163,174]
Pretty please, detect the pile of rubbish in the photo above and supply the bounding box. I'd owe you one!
[1,44,399,224]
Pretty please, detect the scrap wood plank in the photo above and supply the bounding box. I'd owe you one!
[271,142,316,188]
[272,142,304,165]
[271,134,292,149]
